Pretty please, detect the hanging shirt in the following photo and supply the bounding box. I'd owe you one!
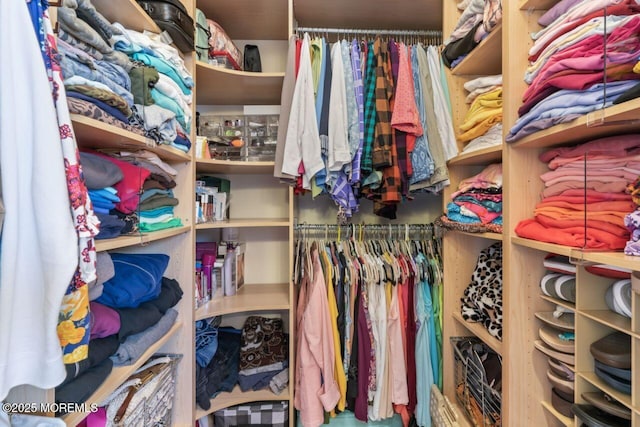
[350,40,365,185]
[282,34,324,189]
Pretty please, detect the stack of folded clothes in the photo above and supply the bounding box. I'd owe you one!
[458,75,502,152]
[80,148,182,238]
[55,252,182,414]
[507,1,640,142]
[442,0,502,68]
[515,134,639,250]
[57,0,192,151]
[439,163,503,233]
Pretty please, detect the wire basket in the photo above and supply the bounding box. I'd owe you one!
[451,337,502,427]
[102,354,182,427]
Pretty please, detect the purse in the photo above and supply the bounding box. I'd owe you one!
[100,354,181,426]
[243,44,262,72]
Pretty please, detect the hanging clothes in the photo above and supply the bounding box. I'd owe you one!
[293,225,443,427]
[277,33,455,219]
[0,0,79,400]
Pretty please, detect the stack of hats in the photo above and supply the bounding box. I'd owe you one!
[571,331,632,426]
[533,313,575,418]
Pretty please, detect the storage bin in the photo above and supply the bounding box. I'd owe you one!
[452,337,502,427]
[213,401,288,427]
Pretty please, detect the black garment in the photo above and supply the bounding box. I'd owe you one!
[61,335,120,386]
[55,359,113,414]
[204,328,242,398]
[345,275,361,411]
[442,21,483,68]
[116,277,183,341]
[613,81,640,105]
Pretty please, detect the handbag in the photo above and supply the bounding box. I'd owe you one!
[243,44,262,72]
[430,384,461,427]
[100,354,181,426]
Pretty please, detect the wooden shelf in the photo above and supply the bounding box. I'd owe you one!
[196,159,276,175]
[541,400,574,427]
[447,145,502,166]
[512,98,640,149]
[579,372,633,410]
[196,63,284,105]
[71,115,190,163]
[90,0,160,33]
[454,230,503,241]
[511,237,575,256]
[580,310,634,337]
[579,251,640,272]
[453,311,503,355]
[95,226,191,252]
[451,24,502,76]
[519,0,558,9]
[62,322,182,426]
[196,0,289,40]
[196,218,290,229]
[539,294,575,312]
[294,0,441,32]
[196,385,290,419]
[195,283,290,320]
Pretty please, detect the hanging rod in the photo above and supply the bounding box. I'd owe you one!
[295,26,442,39]
[293,223,443,240]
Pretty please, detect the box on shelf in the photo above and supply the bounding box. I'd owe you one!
[195,177,230,223]
[197,114,279,161]
[221,242,246,296]
[213,401,289,427]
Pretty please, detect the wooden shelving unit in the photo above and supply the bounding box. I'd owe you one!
[452,312,503,355]
[447,145,503,166]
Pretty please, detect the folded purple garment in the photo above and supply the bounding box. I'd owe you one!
[89,301,121,339]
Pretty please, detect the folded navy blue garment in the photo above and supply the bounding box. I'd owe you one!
[94,212,125,239]
[67,90,129,123]
[96,253,169,308]
[173,133,192,149]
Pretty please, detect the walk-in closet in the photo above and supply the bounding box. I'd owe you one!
[2,0,640,426]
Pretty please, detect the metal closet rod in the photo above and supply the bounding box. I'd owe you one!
[295,26,442,37]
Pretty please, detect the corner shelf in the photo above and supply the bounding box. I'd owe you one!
[511,237,574,257]
[196,159,276,175]
[90,0,160,33]
[196,219,290,229]
[453,311,503,355]
[196,63,284,105]
[195,283,290,320]
[71,115,190,163]
[512,99,640,149]
[539,294,575,312]
[453,230,503,241]
[447,145,502,166]
[61,322,182,426]
[95,226,191,252]
[451,23,502,76]
[196,386,290,420]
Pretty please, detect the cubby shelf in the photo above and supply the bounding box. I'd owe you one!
[196,159,276,175]
[447,145,502,166]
